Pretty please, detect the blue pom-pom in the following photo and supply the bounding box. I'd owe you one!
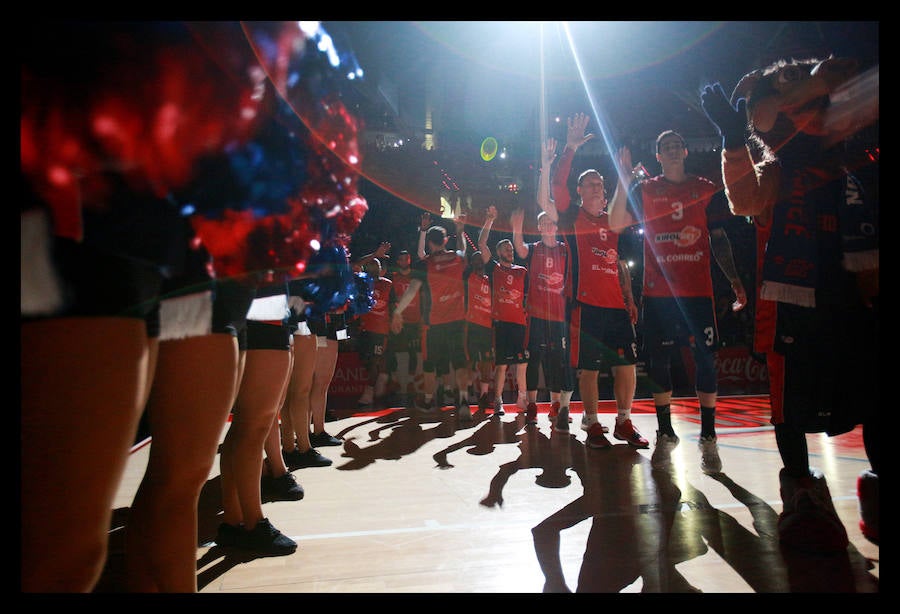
[347,271,375,316]
[303,244,355,317]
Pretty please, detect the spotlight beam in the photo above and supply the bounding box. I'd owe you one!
[562,22,618,160]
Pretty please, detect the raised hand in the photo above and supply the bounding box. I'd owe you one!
[700,82,748,149]
[420,212,432,231]
[566,112,595,151]
[510,208,524,229]
[615,145,633,179]
[541,137,557,169]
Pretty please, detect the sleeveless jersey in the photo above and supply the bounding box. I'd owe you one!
[564,208,625,309]
[486,259,527,325]
[414,249,466,325]
[630,174,718,298]
[524,240,568,323]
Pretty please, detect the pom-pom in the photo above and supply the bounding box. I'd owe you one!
[347,271,375,317]
[22,20,368,280]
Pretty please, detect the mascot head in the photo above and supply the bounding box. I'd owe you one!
[731,56,877,151]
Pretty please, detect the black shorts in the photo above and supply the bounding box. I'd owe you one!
[38,237,164,325]
[359,330,388,361]
[211,278,258,348]
[641,296,719,353]
[423,320,467,377]
[493,320,528,365]
[389,321,422,355]
[465,321,494,364]
[245,320,293,351]
[308,311,351,341]
[526,316,569,353]
[569,303,637,371]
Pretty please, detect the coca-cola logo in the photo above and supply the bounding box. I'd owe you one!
[715,352,768,383]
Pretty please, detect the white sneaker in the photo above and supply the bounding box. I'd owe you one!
[651,431,680,470]
[698,435,722,474]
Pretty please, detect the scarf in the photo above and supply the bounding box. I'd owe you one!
[760,138,878,307]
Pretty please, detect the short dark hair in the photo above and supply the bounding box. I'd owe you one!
[426,225,447,247]
[656,130,686,152]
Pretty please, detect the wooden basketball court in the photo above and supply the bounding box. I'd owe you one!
[98,396,879,594]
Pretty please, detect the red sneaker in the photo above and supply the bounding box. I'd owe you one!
[858,469,879,544]
[547,401,561,419]
[548,401,573,423]
[525,402,538,424]
[613,419,649,448]
[585,422,611,449]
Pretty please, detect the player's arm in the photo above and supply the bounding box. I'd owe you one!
[391,278,423,333]
[416,212,431,260]
[618,259,638,324]
[510,208,528,260]
[710,227,747,311]
[477,206,496,264]
[608,146,640,233]
[537,137,560,224]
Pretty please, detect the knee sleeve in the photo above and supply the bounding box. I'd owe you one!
[526,355,541,390]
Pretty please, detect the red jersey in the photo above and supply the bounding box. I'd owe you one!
[389,268,421,324]
[360,276,394,335]
[413,249,466,325]
[465,269,493,328]
[486,259,527,325]
[565,209,625,309]
[630,175,719,298]
[550,145,625,310]
[523,240,568,323]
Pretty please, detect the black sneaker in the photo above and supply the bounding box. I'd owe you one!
[310,431,342,447]
[284,447,332,468]
[261,472,305,501]
[215,522,242,547]
[234,518,297,555]
[282,448,297,469]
